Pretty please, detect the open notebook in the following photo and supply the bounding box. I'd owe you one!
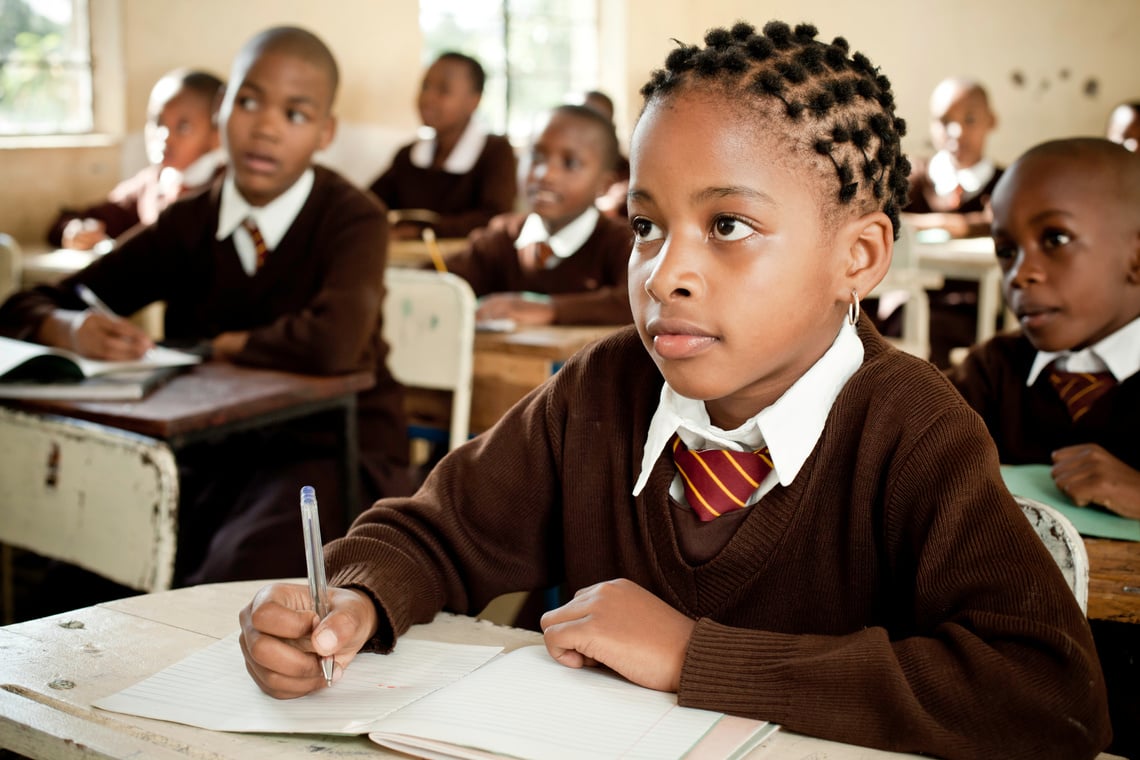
[93,634,777,760]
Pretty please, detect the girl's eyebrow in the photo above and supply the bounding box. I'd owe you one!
[693,185,778,206]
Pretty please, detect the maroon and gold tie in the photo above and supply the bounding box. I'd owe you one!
[518,241,555,271]
[1048,369,1116,422]
[672,436,773,522]
[242,218,270,269]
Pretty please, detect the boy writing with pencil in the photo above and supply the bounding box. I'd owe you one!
[445,104,633,326]
[0,26,410,586]
[240,21,1109,759]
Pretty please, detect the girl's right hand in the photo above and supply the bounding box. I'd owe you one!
[238,582,379,699]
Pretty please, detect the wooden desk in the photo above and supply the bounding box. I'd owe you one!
[388,237,468,268]
[406,324,623,435]
[0,579,1025,760]
[9,362,374,522]
[913,236,1011,344]
[1086,538,1140,625]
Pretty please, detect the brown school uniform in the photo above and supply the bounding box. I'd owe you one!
[326,321,1110,760]
[368,134,517,238]
[443,213,633,325]
[0,166,411,584]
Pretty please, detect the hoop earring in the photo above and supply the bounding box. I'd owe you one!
[847,289,860,326]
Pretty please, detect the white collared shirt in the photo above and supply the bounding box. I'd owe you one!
[216,168,315,275]
[410,119,489,174]
[632,321,865,505]
[928,150,996,201]
[1026,315,1140,386]
[514,207,600,269]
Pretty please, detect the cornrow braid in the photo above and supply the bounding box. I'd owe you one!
[639,20,911,238]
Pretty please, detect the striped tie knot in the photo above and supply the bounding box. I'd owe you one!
[1048,369,1115,422]
[242,218,270,269]
[671,435,773,522]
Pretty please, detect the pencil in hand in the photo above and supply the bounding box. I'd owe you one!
[421,227,448,273]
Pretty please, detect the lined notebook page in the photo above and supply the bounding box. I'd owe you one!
[93,633,502,734]
[369,645,728,760]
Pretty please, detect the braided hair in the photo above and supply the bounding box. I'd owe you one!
[639,21,911,239]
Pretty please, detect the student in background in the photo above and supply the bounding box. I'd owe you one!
[950,136,1140,759]
[48,68,226,250]
[889,78,1004,368]
[444,104,632,326]
[238,21,1108,759]
[578,89,630,218]
[369,52,517,240]
[1106,101,1140,152]
[0,26,410,586]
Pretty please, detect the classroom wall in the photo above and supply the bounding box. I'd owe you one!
[2,0,1138,244]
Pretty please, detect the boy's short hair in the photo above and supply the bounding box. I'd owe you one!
[178,69,225,103]
[1004,137,1140,202]
[929,77,992,113]
[638,21,910,239]
[235,26,340,108]
[436,51,486,94]
[548,103,621,172]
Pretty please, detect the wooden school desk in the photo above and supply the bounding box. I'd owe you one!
[8,579,1123,760]
[405,323,623,435]
[912,235,1013,344]
[388,237,469,268]
[1085,538,1140,625]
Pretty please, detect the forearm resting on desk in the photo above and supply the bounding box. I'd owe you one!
[37,309,153,359]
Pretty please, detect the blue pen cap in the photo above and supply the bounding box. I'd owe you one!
[300,485,316,506]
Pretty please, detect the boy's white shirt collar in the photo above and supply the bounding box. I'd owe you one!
[216,168,315,275]
[1026,315,1140,385]
[181,147,227,188]
[514,207,600,267]
[928,149,996,199]
[410,119,489,174]
[632,321,865,497]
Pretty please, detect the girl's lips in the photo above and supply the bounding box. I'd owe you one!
[653,333,718,360]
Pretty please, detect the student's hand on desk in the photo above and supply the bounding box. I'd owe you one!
[40,310,153,359]
[1052,444,1140,519]
[476,294,555,326]
[238,582,379,699]
[211,330,250,360]
[539,578,696,693]
[61,218,109,250]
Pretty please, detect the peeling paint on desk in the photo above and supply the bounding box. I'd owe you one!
[57,619,84,629]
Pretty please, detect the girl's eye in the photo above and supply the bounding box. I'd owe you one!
[711,215,753,242]
[1041,228,1072,249]
[287,110,310,125]
[631,216,663,242]
[237,96,257,111]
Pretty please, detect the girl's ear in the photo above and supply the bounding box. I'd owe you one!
[839,210,894,303]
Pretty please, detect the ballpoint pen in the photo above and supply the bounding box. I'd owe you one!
[300,485,335,686]
[75,283,117,317]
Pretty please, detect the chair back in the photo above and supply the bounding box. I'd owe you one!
[382,269,476,451]
[1014,495,1089,614]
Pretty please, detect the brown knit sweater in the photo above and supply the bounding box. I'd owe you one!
[327,321,1110,759]
[442,213,634,325]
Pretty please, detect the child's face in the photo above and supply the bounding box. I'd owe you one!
[417,59,480,134]
[221,50,335,207]
[992,154,1140,353]
[1107,105,1140,152]
[929,85,995,169]
[526,113,615,233]
[627,93,854,429]
[145,88,218,171]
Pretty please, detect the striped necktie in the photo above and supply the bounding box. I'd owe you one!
[671,435,773,522]
[519,241,555,271]
[1048,369,1116,422]
[242,218,270,269]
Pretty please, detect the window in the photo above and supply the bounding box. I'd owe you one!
[420,0,599,143]
[0,0,93,135]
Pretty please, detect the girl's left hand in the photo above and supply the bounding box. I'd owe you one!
[539,578,696,692]
[1052,444,1140,519]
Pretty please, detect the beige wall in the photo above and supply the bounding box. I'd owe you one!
[2,0,1138,244]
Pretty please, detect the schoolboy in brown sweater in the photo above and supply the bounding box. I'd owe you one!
[0,27,409,584]
[447,104,632,326]
[239,22,1109,759]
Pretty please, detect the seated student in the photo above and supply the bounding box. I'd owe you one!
[368,52,517,240]
[48,68,226,250]
[950,137,1140,519]
[1106,101,1140,152]
[889,78,1004,368]
[0,26,410,586]
[444,104,632,326]
[238,22,1109,759]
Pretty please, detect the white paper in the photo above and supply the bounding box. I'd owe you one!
[93,632,502,734]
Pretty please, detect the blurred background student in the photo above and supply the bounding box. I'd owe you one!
[48,68,226,250]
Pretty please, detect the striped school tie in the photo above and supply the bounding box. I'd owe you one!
[672,436,773,522]
[1048,369,1116,422]
[242,218,270,269]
